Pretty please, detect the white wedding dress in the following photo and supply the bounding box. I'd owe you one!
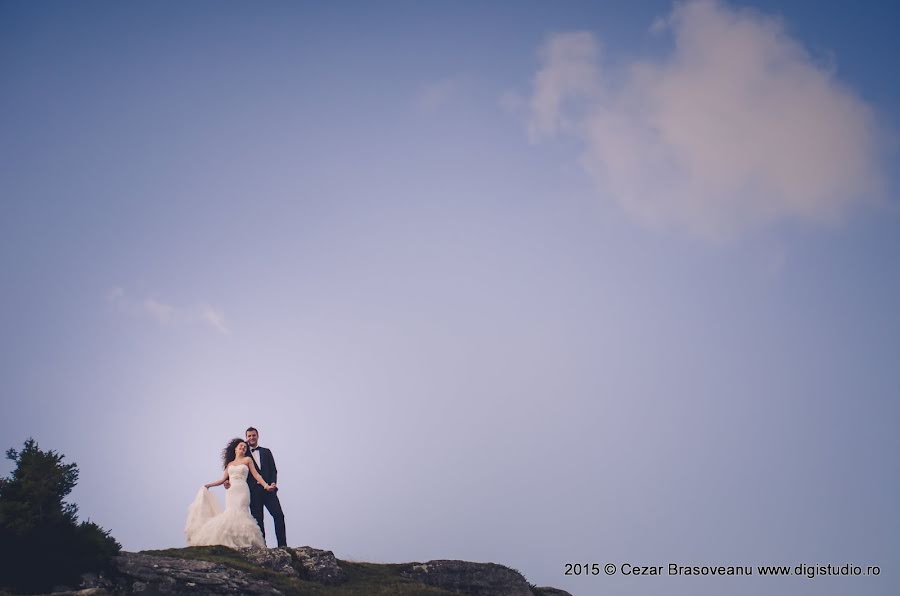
[185,464,265,548]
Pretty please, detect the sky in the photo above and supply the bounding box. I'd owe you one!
[1,1,898,594]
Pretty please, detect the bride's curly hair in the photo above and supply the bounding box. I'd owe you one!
[222,438,246,469]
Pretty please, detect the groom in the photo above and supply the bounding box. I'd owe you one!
[244,426,287,547]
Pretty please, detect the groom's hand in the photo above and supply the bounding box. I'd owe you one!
[266,483,277,492]
[224,481,231,490]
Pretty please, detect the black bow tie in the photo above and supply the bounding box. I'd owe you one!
[251,447,259,452]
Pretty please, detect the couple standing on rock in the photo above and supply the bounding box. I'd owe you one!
[185,427,287,548]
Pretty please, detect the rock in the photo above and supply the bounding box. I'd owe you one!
[237,546,298,576]
[291,546,347,585]
[34,547,571,595]
[234,546,347,585]
[400,559,535,596]
[75,571,115,592]
[110,552,282,594]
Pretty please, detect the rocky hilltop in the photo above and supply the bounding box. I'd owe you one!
[49,546,572,596]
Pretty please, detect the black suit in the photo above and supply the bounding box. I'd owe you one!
[247,446,287,547]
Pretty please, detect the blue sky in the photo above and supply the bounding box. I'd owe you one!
[2,2,898,594]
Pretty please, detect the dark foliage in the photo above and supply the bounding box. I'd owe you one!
[0,438,121,593]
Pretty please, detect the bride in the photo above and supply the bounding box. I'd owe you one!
[185,438,275,548]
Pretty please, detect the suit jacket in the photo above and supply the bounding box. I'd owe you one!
[247,446,277,490]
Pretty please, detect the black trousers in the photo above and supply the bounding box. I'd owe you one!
[249,487,287,547]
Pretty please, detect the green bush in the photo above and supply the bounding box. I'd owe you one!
[0,438,121,593]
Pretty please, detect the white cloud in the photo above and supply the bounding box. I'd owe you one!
[200,305,231,336]
[109,288,230,335]
[107,286,124,302]
[527,31,600,141]
[143,298,175,325]
[525,0,886,237]
[415,75,470,113]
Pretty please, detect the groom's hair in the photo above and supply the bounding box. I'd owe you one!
[246,426,258,435]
